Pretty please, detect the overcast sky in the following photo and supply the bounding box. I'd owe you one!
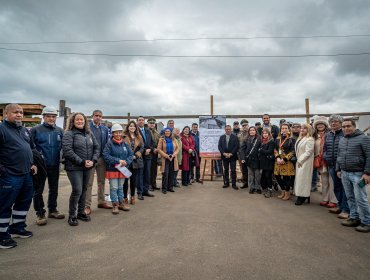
[1,0,370,126]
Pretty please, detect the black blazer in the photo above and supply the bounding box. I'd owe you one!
[138,127,154,159]
[218,134,239,160]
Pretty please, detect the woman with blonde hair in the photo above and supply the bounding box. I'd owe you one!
[62,112,100,226]
[274,123,296,201]
[294,123,315,205]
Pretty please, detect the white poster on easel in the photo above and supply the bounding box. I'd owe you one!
[199,115,226,158]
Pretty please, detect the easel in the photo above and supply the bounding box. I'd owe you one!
[201,156,222,183]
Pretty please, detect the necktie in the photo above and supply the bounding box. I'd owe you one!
[141,128,146,142]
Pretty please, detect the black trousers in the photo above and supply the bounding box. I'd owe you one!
[261,169,273,190]
[66,169,92,216]
[150,155,158,188]
[162,159,175,191]
[123,167,137,198]
[182,170,190,185]
[276,175,295,191]
[222,158,237,186]
[190,156,201,181]
[33,166,60,216]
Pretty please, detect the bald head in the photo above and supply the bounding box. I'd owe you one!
[4,103,23,125]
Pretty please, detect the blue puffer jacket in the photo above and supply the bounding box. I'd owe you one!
[31,123,63,167]
[103,139,134,172]
[336,129,370,174]
[324,129,344,167]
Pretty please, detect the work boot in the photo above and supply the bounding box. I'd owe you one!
[130,196,136,205]
[282,191,291,201]
[264,190,273,198]
[118,200,130,211]
[278,190,286,199]
[355,224,370,233]
[36,214,47,226]
[48,210,65,219]
[341,218,361,227]
[112,203,119,215]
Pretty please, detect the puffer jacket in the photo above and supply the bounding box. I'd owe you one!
[103,139,134,172]
[62,128,100,171]
[336,129,370,174]
[240,136,261,169]
[31,122,63,167]
[324,129,344,167]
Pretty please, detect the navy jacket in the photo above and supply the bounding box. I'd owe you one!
[336,129,370,174]
[0,120,33,175]
[218,134,239,160]
[324,129,344,167]
[31,122,63,167]
[89,122,109,156]
[191,131,200,154]
[138,126,154,160]
[103,139,134,172]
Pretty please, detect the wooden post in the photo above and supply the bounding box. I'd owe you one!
[305,98,310,124]
[210,95,214,115]
[59,100,66,117]
[127,112,131,123]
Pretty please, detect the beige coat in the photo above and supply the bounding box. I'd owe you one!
[157,137,179,173]
[294,136,314,197]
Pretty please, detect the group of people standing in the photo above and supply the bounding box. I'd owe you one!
[1,104,369,250]
[0,104,202,249]
[219,114,370,233]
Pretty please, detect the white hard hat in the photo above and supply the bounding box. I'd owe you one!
[42,106,58,115]
[111,123,123,132]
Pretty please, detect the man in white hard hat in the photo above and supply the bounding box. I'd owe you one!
[30,106,65,225]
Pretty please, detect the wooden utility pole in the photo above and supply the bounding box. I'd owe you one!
[305,98,310,124]
[210,95,214,115]
[59,100,66,117]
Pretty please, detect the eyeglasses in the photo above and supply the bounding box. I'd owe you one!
[94,115,102,118]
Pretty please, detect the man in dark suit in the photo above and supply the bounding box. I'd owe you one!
[218,125,240,190]
[137,116,155,199]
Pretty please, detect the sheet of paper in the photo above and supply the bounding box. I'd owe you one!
[115,165,132,178]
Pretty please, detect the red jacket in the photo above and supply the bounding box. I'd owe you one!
[180,134,199,171]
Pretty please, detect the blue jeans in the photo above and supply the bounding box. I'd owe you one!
[0,173,33,239]
[341,171,370,225]
[329,167,349,213]
[109,178,124,203]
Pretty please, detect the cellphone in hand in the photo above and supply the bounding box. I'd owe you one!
[358,179,366,188]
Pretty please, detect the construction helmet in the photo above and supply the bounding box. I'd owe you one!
[42,106,58,115]
[111,123,123,132]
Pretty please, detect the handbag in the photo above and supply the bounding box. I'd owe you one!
[313,155,322,169]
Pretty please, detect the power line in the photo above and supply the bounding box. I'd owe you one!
[1,46,370,58]
[1,34,370,45]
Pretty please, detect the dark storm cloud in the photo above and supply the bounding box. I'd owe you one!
[0,0,369,119]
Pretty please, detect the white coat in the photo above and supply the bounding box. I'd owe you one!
[294,136,314,197]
